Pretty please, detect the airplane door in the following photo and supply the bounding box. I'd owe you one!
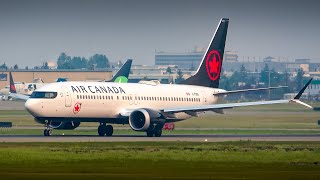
[62,86,72,107]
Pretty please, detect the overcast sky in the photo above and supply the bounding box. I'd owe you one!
[0,0,319,67]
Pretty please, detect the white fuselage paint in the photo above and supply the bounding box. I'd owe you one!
[25,81,225,122]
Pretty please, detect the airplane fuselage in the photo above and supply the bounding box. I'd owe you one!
[25,81,224,122]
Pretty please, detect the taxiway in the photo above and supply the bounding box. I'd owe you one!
[0,134,319,142]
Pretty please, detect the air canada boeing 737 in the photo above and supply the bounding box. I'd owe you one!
[24,18,313,137]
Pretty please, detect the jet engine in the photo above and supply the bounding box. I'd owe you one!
[129,108,162,131]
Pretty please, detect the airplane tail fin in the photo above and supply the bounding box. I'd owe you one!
[180,18,229,88]
[109,59,133,83]
[9,72,17,93]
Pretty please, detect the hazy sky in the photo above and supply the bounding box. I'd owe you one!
[0,0,319,67]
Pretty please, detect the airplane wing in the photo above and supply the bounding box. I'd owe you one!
[162,79,313,113]
[214,86,287,96]
[9,93,29,101]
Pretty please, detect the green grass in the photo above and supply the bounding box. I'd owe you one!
[0,142,320,179]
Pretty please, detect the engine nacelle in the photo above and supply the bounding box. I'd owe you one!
[129,108,162,131]
[50,121,81,130]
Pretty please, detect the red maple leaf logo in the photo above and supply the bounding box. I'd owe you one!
[10,84,16,91]
[206,50,221,81]
[209,55,219,74]
[73,103,81,114]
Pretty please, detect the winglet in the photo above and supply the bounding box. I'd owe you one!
[289,78,313,109]
[294,78,312,99]
[9,72,17,94]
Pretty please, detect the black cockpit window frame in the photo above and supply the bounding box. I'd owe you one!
[30,92,58,99]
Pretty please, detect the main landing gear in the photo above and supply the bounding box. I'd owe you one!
[98,123,113,137]
[146,124,163,137]
[44,120,52,136]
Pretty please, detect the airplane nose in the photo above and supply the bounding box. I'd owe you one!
[25,99,40,117]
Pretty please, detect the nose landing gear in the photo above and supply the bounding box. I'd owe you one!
[43,120,52,136]
[44,129,52,136]
[98,123,114,137]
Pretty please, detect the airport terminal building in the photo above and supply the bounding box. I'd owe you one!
[155,50,240,69]
[0,70,113,89]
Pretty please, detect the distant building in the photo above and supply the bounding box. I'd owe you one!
[224,51,239,62]
[155,51,203,69]
[124,65,192,84]
[295,58,310,63]
[286,62,310,73]
[155,50,239,69]
[263,56,275,62]
[305,79,320,100]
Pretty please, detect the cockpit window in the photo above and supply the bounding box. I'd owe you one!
[30,92,57,99]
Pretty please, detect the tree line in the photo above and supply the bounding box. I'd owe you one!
[57,53,110,69]
[0,52,110,70]
[219,64,305,100]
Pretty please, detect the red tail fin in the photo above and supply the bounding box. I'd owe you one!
[9,72,17,93]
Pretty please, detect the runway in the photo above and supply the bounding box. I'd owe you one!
[0,134,319,142]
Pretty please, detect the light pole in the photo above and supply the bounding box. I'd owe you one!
[268,70,271,100]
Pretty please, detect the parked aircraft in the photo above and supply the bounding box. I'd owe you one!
[23,18,312,137]
[0,79,44,99]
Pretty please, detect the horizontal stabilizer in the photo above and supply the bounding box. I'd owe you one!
[214,86,287,96]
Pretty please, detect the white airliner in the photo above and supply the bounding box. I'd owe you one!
[24,18,313,137]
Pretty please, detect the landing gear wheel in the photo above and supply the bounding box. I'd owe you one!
[98,125,107,136]
[47,129,52,136]
[105,125,113,136]
[44,129,52,136]
[43,120,52,136]
[146,130,154,137]
[154,128,162,137]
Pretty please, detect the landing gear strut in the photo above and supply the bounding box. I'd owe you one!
[98,123,113,137]
[43,120,52,136]
[146,124,163,137]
